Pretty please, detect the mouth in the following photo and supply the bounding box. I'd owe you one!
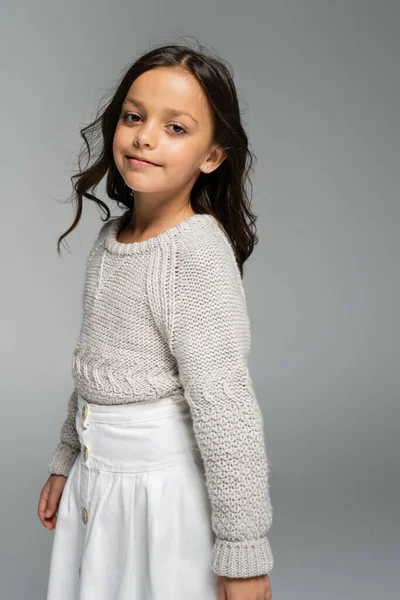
[126,155,160,167]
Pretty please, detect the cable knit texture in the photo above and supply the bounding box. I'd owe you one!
[47,209,274,578]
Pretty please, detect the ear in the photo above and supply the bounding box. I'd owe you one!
[201,145,227,174]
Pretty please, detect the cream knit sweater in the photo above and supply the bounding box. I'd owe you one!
[47,210,274,578]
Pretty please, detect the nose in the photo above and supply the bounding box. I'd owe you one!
[133,120,158,148]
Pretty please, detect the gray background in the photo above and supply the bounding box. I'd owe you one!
[1,1,399,598]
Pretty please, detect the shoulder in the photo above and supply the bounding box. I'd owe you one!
[177,214,241,280]
[87,214,122,261]
[97,214,121,240]
[174,215,246,307]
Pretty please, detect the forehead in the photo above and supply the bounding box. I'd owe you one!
[123,67,212,122]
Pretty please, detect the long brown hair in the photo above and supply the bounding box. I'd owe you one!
[57,39,259,276]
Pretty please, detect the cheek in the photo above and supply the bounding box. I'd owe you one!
[166,141,202,169]
[112,128,124,154]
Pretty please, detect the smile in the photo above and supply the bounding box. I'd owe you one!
[126,156,160,168]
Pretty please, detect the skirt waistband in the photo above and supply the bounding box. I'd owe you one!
[75,393,201,474]
[77,394,189,424]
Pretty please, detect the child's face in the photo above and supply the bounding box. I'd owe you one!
[112,66,223,195]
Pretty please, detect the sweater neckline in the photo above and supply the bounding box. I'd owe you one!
[105,210,215,255]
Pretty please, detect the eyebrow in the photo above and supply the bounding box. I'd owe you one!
[123,97,198,125]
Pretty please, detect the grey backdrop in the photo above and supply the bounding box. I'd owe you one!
[1,1,399,598]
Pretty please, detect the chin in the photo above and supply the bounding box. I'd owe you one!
[125,181,159,192]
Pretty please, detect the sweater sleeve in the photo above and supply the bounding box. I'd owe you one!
[46,219,115,477]
[169,230,274,578]
[47,387,80,477]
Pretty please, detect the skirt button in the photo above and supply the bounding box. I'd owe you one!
[82,404,88,420]
[82,508,88,524]
[83,446,89,461]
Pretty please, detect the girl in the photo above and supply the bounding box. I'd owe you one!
[38,42,274,600]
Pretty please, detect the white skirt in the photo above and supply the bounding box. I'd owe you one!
[46,394,219,600]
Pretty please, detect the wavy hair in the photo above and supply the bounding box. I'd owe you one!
[57,38,259,276]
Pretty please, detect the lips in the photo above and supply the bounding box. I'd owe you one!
[127,155,159,166]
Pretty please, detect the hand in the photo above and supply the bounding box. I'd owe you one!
[217,573,272,600]
[38,474,67,530]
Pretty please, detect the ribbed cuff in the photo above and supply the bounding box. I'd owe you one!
[48,443,80,477]
[212,536,274,578]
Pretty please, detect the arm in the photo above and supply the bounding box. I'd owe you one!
[46,219,113,477]
[47,387,80,477]
[169,231,274,578]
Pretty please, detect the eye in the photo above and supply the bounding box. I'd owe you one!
[122,113,140,123]
[167,124,186,135]
[121,113,187,135]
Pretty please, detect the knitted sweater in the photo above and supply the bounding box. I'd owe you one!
[47,210,274,578]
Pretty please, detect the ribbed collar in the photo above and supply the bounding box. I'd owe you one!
[104,210,215,255]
